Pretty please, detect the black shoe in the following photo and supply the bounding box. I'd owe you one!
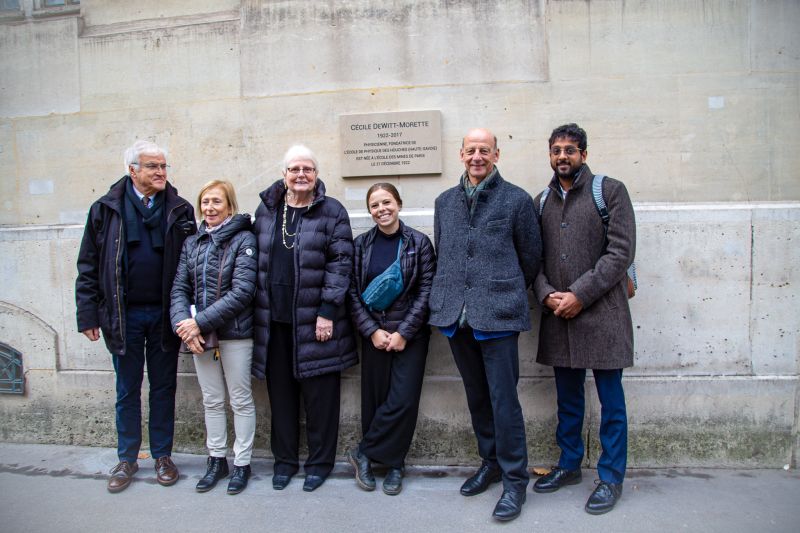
[585,481,623,515]
[492,489,526,521]
[227,464,251,495]
[533,467,582,493]
[272,473,294,490]
[195,456,229,493]
[460,463,502,496]
[346,448,375,491]
[303,475,326,492]
[383,468,403,496]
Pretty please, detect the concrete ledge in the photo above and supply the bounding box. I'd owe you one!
[2,369,795,468]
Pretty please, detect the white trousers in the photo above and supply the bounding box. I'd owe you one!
[193,338,256,466]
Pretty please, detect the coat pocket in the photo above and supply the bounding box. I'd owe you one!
[488,276,526,320]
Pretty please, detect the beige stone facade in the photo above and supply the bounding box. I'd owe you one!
[1,1,798,467]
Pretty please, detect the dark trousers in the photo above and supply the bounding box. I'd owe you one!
[266,322,341,478]
[554,367,627,484]
[359,334,429,469]
[448,328,529,492]
[112,304,178,463]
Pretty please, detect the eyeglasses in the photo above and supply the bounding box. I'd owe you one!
[549,146,583,156]
[287,167,317,175]
[138,163,170,171]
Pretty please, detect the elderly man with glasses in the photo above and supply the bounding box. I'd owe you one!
[76,140,197,493]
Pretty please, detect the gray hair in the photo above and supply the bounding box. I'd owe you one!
[124,140,167,171]
[282,144,319,174]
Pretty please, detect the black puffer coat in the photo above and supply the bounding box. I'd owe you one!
[348,221,436,340]
[252,179,357,380]
[170,214,257,340]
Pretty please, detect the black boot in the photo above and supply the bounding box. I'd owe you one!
[227,465,251,495]
[196,456,229,493]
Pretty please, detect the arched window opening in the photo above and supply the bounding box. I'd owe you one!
[0,342,24,394]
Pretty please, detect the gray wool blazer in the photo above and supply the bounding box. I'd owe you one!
[429,170,542,332]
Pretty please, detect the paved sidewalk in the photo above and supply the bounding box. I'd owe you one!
[1,443,798,533]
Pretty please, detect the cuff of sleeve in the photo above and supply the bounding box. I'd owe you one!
[318,302,337,320]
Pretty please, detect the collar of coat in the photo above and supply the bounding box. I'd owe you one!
[97,175,186,215]
[259,178,327,212]
[548,163,594,195]
[361,219,413,248]
[460,166,501,196]
[197,213,253,246]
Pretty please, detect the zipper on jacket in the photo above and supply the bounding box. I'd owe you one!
[201,240,212,310]
[114,220,125,349]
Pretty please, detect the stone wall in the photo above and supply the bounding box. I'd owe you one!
[1,1,798,467]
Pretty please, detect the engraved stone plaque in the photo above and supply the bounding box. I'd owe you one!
[339,110,442,177]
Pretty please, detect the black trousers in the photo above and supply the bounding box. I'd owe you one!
[448,328,529,492]
[359,334,429,469]
[266,321,341,478]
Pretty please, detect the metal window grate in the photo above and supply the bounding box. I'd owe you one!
[0,343,24,395]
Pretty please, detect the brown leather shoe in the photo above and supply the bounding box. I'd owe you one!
[107,461,138,493]
[154,456,179,486]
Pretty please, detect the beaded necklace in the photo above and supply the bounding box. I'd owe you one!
[282,199,309,249]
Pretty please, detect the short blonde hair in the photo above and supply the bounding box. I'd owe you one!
[196,180,239,218]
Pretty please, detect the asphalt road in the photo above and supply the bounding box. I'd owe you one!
[1,443,798,533]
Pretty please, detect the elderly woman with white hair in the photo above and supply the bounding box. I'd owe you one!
[252,144,357,492]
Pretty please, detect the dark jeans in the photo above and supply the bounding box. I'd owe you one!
[359,334,429,469]
[112,304,178,463]
[266,321,341,478]
[554,367,627,484]
[448,328,529,492]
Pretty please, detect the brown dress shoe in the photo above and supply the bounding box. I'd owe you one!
[154,456,179,486]
[107,461,138,493]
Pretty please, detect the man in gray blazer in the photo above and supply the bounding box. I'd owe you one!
[532,123,636,515]
[429,128,541,522]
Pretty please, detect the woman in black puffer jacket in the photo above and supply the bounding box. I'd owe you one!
[170,180,257,495]
[345,183,436,496]
[252,144,356,493]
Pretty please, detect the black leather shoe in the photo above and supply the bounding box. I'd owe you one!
[460,463,502,496]
[196,456,229,493]
[272,473,294,490]
[227,464,251,495]
[492,489,526,521]
[303,475,326,492]
[533,467,582,493]
[383,468,403,496]
[585,481,623,515]
[346,448,375,491]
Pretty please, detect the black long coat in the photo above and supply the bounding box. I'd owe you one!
[252,179,357,379]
